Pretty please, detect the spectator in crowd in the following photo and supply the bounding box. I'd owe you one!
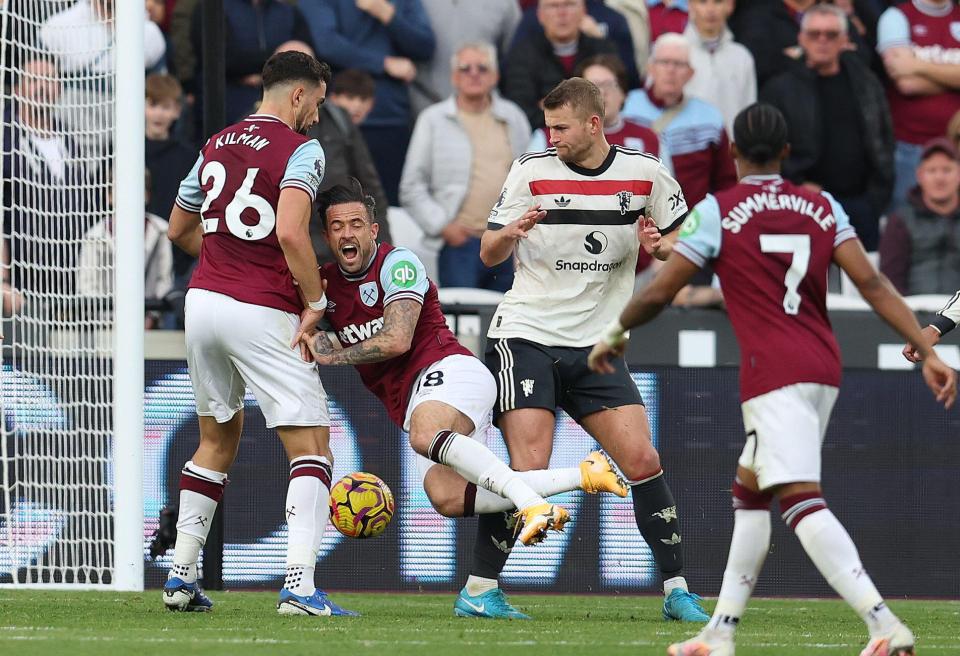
[684,0,756,135]
[146,0,166,27]
[308,0,435,206]
[504,0,619,130]
[40,0,166,158]
[144,73,197,291]
[328,69,378,126]
[77,170,173,329]
[623,33,736,209]
[648,0,689,43]
[146,0,172,73]
[880,137,960,296]
[400,42,530,291]
[412,0,522,115]
[877,0,960,213]
[732,0,872,88]
[512,0,640,88]
[528,54,666,165]
[40,0,166,74]
[761,3,893,250]
[169,0,200,96]
[191,0,314,126]
[605,0,652,76]
[2,57,89,301]
[263,42,391,263]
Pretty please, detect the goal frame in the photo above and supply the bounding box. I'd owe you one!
[0,0,145,591]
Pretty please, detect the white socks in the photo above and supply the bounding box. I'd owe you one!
[465,574,498,596]
[283,456,332,597]
[704,486,900,641]
[792,508,896,636]
[171,461,227,583]
[709,509,771,636]
[472,467,582,513]
[663,576,689,596]
[428,430,545,510]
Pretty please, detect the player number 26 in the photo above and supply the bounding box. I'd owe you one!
[198,161,276,240]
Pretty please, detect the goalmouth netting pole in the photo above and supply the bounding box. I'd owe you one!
[0,0,144,590]
[113,0,145,593]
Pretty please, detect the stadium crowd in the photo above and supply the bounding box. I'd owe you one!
[3,0,960,327]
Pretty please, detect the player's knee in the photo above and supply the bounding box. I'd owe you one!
[423,482,464,518]
[618,448,661,483]
[407,430,434,459]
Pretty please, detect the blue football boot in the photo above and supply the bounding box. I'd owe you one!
[663,588,710,622]
[276,588,360,617]
[454,587,531,620]
[162,577,213,612]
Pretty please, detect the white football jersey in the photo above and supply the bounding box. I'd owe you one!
[486,145,688,347]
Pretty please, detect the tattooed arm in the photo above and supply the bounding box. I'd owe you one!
[307,299,422,365]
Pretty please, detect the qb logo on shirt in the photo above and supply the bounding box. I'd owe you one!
[679,211,700,238]
[391,261,418,288]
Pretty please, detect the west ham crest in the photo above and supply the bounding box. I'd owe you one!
[359,281,379,307]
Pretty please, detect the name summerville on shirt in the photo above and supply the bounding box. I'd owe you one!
[721,191,837,234]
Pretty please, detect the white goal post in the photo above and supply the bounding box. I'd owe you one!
[0,0,144,590]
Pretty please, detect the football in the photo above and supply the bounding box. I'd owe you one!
[329,472,395,539]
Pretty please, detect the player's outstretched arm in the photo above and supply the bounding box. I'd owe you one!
[277,188,327,344]
[167,205,203,258]
[306,298,422,366]
[904,291,959,363]
[588,254,700,374]
[479,204,546,267]
[835,239,957,408]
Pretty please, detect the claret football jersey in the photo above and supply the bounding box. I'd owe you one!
[176,114,325,314]
[321,243,472,427]
[675,174,858,401]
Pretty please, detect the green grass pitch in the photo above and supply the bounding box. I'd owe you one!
[1,591,957,655]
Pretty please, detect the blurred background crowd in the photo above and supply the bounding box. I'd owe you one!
[4,0,960,329]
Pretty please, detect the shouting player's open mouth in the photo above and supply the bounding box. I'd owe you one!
[339,242,361,266]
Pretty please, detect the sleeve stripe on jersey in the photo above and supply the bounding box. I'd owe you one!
[280,180,317,200]
[614,145,662,164]
[486,221,505,230]
[519,149,556,164]
[175,196,202,212]
[384,291,424,305]
[660,211,687,236]
[938,290,960,324]
[674,241,707,268]
[834,227,857,248]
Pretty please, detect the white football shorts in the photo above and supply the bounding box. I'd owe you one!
[184,288,329,428]
[405,354,496,481]
[738,382,839,490]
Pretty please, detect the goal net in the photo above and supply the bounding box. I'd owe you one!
[0,0,143,589]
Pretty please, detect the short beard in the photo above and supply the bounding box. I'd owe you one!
[556,141,589,164]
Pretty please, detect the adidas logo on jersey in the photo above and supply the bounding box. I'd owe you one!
[554,196,571,207]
